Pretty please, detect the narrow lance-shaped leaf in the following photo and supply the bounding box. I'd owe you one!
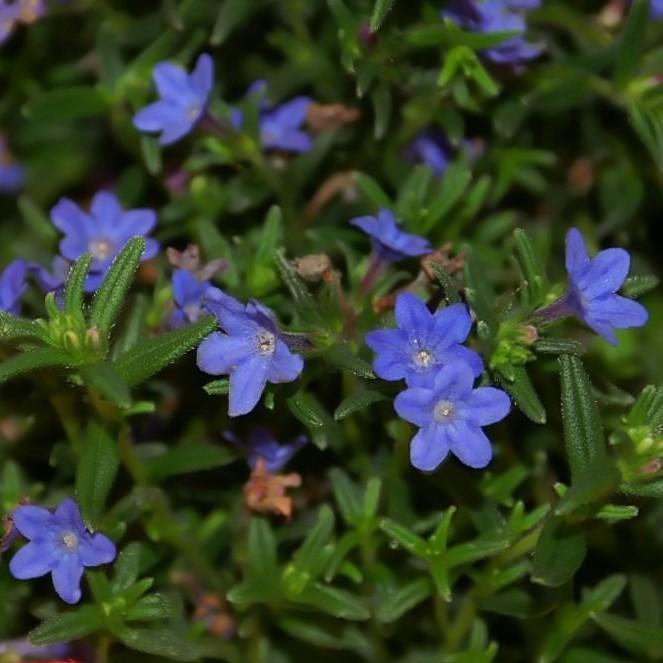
[29,606,105,645]
[0,311,49,343]
[513,228,547,307]
[0,347,75,385]
[64,253,92,316]
[376,577,433,623]
[113,316,217,387]
[89,237,146,341]
[81,362,132,409]
[76,421,120,528]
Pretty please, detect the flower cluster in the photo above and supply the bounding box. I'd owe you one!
[443,0,542,65]
[367,292,510,471]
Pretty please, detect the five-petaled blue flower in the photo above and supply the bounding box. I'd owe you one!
[394,360,510,471]
[50,191,158,292]
[404,130,452,177]
[133,53,214,146]
[9,498,116,604]
[538,227,648,345]
[170,269,212,329]
[0,134,25,193]
[197,287,304,416]
[366,293,483,387]
[224,427,308,473]
[443,0,542,65]
[231,81,313,153]
[350,208,432,262]
[0,259,27,314]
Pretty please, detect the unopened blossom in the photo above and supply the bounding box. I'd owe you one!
[536,228,648,345]
[133,53,214,146]
[0,259,27,314]
[231,81,313,153]
[243,457,302,519]
[224,427,307,472]
[350,208,432,262]
[0,134,24,193]
[405,130,453,177]
[9,498,116,604]
[366,293,483,387]
[197,287,304,416]
[443,0,542,65]
[395,360,510,471]
[50,191,158,291]
[170,269,212,329]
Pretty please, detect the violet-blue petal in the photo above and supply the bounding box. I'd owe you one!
[78,533,116,567]
[410,425,450,472]
[577,248,630,298]
[448,420,493,469]
[267,341,304,383]
[52,555,84,605]
[394,293,432,332]
[465,387,511,426]
[153,62,190,100]
[51,198,92,237]
[202,287,250,334]
[394,388,436,427]
[9,542,57,579]
[197,332,252,375]
[11,505,53,539]
[228,354,270,417]
[437,345,484,378]
[431,360,475,398]
[565,227,590,276]
[366,328,407,381]
[190,53,214,97]
[431,303,473,347]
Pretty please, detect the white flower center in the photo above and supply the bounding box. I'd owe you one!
[188,104,201,120]
[61,531,79,550]
[89,238,113,261]
[413,349,434,368]
[434,400,455,422]
[256,330,276,356]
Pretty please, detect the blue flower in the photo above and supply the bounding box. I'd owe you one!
[170,269,211,329]
[50,191,158,292]
[443,0,542,65]
[366,293,484,387]
[404,130,452,177]
[231,81,313,153]
[224,427,308,472]
[30,255,70,295]
[0,259,28,314]
[653,0,663,19]
[394,360,510,471]
[133,53,214,146]
[0,135,25,193]
[350,208,432,262]
[9,498,116,604]
[0,0,44,45]
[538,228,648,345]
[197,287,304,417]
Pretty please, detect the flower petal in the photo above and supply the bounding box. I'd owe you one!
[437,345,484,378]
[578,248,630,298]
[117,209,157,237]
[133,101,174,132]
[448,421,493,469]
[394,293,432,333]
[228,354,270,417]
[159,119,194,146]
[10,541,57,579]
[410,425,450,472]
[190,53,214,98]
[465,387,511,426]
[90,191,122,229]
[11,504,53,539]
[394,387,436,427]
[153,62,190,100]
[51,554,84,604]
[196,332,252,375]
[431,360,475,399]
[50,198,92,237]
[267,340,304,383]
[430,303,472,347]
[54,498,83,532]
[565,227,590,277]
[78,533,116,567]
[202,287,252,334]
[365,328,407,381]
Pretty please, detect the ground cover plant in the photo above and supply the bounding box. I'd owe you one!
[1,0,663,661]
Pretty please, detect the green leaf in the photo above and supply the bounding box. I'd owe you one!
[81,362,132,409]
[330,469,363,526]
[63,254,92,316]
[111,543,143,594]
[113,316,217,387]
[111,294,149,358]
[297,583,370,620]
[531,516,587,587]
[140,135,162,175]
[428,263,461,304]
[144,444,235,481]
[559,355,612,483]
[89,237,146,341]
[113,625,201,661]
[17,196,57,240]
[322,343,375,379]
[463,246,499,336]
[614,0,650,89]
[0,312,48,343]
[371,82,392,140]
[0,347,75,385]
[446,537,509,568]
[28,606,104,645]
[376,577,433,623]
[362,478,382,520]
[334,388,387,420]
[593,613,663,660]
[555,465,621,516]
[247,517,278,578]
[628,88,663,171]
[287,391,338,449]
[496,366,547,424]
[203,378,230,395]
[396,165,433,222]
[278,617,368,652]
[534,338,586,356]
[513,228,547,307]
[370,0,396,31]
[293,506,335,577]
[255,205,283,265]
[379,518,428,556]
[352,171,392,208]
[622,274,659,298]
[76,421,119,528]
[629,573,661,627]
[211,0,265,45]
[25,86,109,123]
[274,250,322,326]
[125,593,175,622]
